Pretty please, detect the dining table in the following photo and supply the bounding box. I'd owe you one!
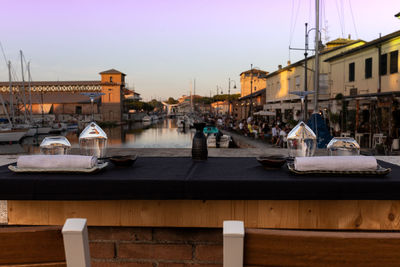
[2,157,400,230]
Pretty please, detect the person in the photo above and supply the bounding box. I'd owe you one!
[262,122,271,141]
[271,124,280,144]
[276,126,287,148]
[252,122,259,139]
[239,120,244,132]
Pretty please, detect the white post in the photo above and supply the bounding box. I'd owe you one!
[223,220,244,267]
[62,218,91,267]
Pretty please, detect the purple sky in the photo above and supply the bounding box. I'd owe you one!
[0,0,399,100]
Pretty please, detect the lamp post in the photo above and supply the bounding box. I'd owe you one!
[249,64,253,117]
[228,78,237,116]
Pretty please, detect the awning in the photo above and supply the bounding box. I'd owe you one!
[254,110,275,116]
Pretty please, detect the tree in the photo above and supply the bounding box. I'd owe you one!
[148,99,162,110]
[166,97,179,104]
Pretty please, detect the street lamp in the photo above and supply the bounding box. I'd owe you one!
[249,64,253,117]
[228,78,237,116]
[395,12,400,19]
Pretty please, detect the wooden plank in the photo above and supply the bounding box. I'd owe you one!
[8,200,400,230]
[4,263,66,267]
[244,228,400,266]
[0,226,65,265]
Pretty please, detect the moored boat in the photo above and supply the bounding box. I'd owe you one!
[0,128,28,143]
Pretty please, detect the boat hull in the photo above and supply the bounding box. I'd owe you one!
[0,129,27,143]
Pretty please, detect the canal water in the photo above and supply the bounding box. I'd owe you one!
[0,119,195,154]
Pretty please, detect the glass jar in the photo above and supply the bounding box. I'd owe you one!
[79,122,108,158]
[40,136,71,155]
[327,137,360,156]
[287,121,317,157]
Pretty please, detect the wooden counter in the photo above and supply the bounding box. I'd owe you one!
[4,157,400,230]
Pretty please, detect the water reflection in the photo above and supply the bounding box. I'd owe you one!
[8,119,194,154]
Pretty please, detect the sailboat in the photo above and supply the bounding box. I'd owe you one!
[0,60,28,143]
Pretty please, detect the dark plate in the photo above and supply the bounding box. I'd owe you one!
[256,155,287,169]
[109,155,138,167]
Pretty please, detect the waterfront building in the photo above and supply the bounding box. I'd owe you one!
[324,30,400,141]
[211,100,229,115]
[0,68,134,123]
[264,38,365,123]
[236,69,268,120]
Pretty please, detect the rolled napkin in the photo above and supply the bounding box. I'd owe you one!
[294,156,378,172]
[17,155,97,169]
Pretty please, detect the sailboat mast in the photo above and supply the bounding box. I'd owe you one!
[20,50,27,122]
[313,0,320,113]
[27,61,33,122]
[8,61,14,125]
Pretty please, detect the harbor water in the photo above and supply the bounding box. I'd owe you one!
[0,119,195,154]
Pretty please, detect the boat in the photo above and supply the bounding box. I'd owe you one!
[203,125,231,148]
[177,115,193,128]
[142,115,152,122]
[0,128,28,143]
[50,123,68,133]
[36,126,52,135]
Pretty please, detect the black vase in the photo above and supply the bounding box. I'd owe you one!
[192,122,208,160]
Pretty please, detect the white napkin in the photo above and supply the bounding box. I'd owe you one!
[294,156,378,172]
[17,155,97,169]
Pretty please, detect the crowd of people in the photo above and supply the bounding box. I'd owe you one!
[204,115,294,148]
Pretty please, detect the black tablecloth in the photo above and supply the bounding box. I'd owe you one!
[1,157,400,200]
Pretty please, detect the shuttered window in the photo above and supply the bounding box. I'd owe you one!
[365,58,372,79]
[380,54,387,75]
[349,62,355,82]
[390,50,398,74]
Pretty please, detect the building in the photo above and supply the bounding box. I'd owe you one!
[236,69,269,120]
[264,38,365,123]
[211,100,229,115]
[0,68,130,122]
[324,30,400,139]
[239,69,269,97]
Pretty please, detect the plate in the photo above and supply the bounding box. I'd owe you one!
[287,162,391,176]
[8,162,108,173]
[256,155,286,169]
[109,154,138,167]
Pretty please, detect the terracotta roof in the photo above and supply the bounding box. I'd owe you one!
[325,30,400,62]
[240,69,269,75]
[239,88,266,100]
[0,92,101,104]
[0,81,101,87]
[99,69,126,75]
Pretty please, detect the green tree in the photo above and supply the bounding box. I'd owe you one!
[166,97,179,104]
[148,99,162,110]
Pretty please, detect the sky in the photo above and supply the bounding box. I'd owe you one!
[0,0,399,101]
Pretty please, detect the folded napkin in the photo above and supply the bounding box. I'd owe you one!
[17,155,97,169]
[294,156,378,172]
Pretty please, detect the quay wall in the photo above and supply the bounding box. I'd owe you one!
[88,226,222,267]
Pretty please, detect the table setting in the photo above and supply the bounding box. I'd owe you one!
[8,122,137,174]
[256,121,392,177]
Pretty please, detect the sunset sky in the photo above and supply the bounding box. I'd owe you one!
[0,0,399,100]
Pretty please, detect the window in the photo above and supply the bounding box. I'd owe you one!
[295,76,300,88]
[365,58,372,79]
[349,62,355,82]
[75,106,82,114]
[319,74,328,93]
[109,76,113,82]
[109,93,112,102]
[380,54,387,75]
[390,50,398,74]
